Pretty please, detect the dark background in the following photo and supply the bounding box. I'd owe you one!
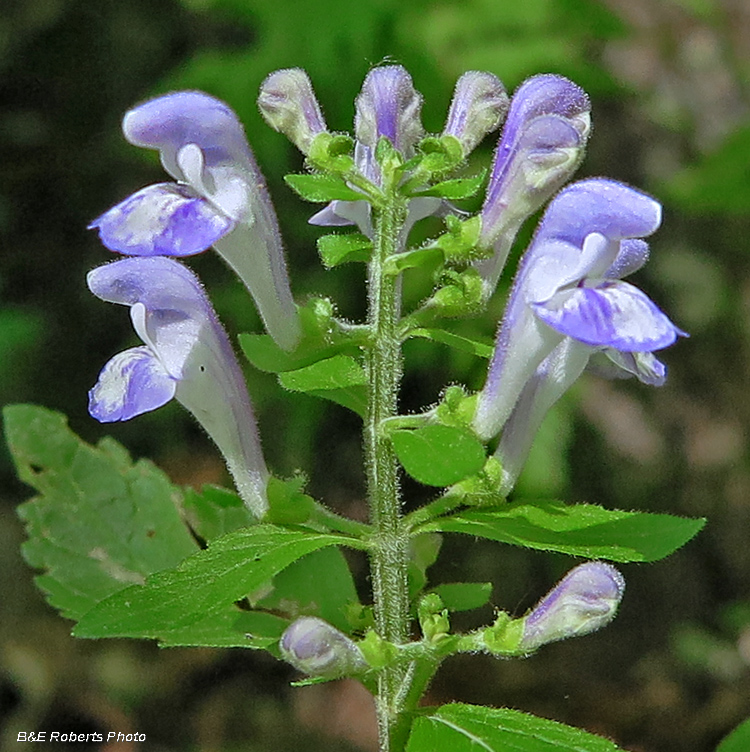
[2,0,750,749]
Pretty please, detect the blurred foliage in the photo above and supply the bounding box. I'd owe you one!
[2,0,750,750]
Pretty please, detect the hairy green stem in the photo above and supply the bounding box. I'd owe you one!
[365,191,412,752]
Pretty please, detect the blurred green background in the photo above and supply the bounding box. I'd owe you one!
[2,0,750,749]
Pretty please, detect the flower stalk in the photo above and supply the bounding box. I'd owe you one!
[364,168,412,752]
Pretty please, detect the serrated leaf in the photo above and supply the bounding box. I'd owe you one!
[74,525,360,641]
[278,354,368,417]
[411,171,487,200]
[409,328,493,358]
[407,703,623,752]
[4,404,198,622]
[253,546,359,632]
[285,173,366,202]
[392,425,486,487]
[419,500,705,562]
[430,582,493,613]
[717,717,750,752]
[317,233,373,268]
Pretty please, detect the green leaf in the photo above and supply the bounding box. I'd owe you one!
[392,425,486,487]
[285,173,366,202]
[411,171,487,200]
[4,404,198,622]
[278,354,368,417]
[717,718,750,752]
[74,525,360,641]
[419,500,705,562]
[265,475,315,525]
[156,608,289,650]
[240,298,361,374]
[384,246,445,276]
[409,328,493,359]
[407,703,623,752]
[430,215,485,263]
[253,546,360,632]
[408,533,443,600]
[427,267,485,317]
[317,232,373,268]
[430,582,493,613]
[182,485,255,542]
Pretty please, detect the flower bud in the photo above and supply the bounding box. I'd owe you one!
[279,617,367,678]
[475,75,591,294]
[355,65,424,154]
[258,68,327,155]
[520,562,625,651]
[443,71,509,156]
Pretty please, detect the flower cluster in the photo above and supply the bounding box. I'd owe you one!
[86,64,684,601]
[86,91,299,515]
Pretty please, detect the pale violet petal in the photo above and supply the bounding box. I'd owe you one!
[591,349,667,386]
[495,339,591,493]
[536,178,662,249]
[606,239,650,278]
[443,71,508,156]
[473,310,564,441]
[122,91,254,180]
[129,301,201,380]
[89,183,234,257]
[308,202,357,227]
[89,346,176,422]
[176,143,214,198]
[89,257,270,515]
[533,280,682,351]
[119,91,300,351]
[354,66,423,153]
[177,143,251,222]
[175,335,269,517]
[309,199,373,238]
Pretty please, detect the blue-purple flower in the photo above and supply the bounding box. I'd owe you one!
[442,71,508,157]
[520,561,625,651]
[474,178,685,443]
[307,65,441,242]
[88,256,269,517]
[475,75,591,294]
[279,616,367,677]
[258,68,328,155]
[89,91,300,351]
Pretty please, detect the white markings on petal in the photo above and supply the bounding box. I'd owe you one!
[177,144,251,223]
[533,280,681,351]
[89,183,233,256]
[88,346,176,422]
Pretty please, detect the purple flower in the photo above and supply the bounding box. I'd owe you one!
[309,65,441,242]
[520,562,625,651]
[442,71,509,157]
[258,68,328,155]
[89,91,300,351]
[88,256,269,517]
[279,617,366,677]
[476,75,591,294]
[474,178,685,442]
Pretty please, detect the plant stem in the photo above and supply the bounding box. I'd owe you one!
[365,190,412,752]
